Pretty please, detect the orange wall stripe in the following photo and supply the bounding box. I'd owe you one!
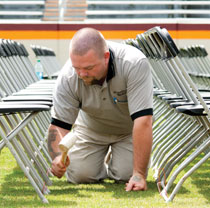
[177,30,210,39]
[0,30,210,40]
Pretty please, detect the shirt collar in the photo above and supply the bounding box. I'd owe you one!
[106,49,115,82]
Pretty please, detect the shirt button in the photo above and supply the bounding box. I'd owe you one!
[103,98,106,101]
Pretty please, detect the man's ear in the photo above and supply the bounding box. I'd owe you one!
[104,51,110,65]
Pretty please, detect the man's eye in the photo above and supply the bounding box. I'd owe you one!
[74,65,94,71]
[85,66,94,70]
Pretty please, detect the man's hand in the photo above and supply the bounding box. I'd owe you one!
[125,173,147,191]
[51,154,70,178]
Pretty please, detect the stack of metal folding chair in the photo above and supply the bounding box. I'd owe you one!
[0,39,56,97]
[31,45,62,79]
[178,45,210,90]
[0,99,51,203]
[126,27,210,202]
[0,39,54,144]
[0,39,56,203]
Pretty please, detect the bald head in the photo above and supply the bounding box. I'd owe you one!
[69,28,108,58]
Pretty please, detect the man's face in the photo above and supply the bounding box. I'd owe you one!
[70,49,110,85]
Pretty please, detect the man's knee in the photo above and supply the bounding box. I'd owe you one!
[115,169,132,182]
[67,163,107,184]
[108,163,132,182]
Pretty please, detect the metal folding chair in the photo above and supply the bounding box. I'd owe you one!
[31,45,61,79]
[0,39,57,203]
[178,46,210,90]
[149,27,210,202]
[0,101,52,203]
[131,26,210,202]
[0,40,53,162]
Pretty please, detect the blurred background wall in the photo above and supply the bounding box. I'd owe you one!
[1,0,210,66]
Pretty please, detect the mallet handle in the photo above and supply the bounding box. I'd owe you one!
[61,151,68,165]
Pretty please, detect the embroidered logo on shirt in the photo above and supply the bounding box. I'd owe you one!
[113,90,127,96]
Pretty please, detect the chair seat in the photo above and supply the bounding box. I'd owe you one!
[0,104,50,114]
[176,104,208,116]
[2,96,52,102]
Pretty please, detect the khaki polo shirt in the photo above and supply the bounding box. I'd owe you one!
[51,41,153,135]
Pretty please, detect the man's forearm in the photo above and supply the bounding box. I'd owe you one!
[132,116,153,178]
[47,124,69,160]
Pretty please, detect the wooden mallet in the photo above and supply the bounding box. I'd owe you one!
[59,131,78,165]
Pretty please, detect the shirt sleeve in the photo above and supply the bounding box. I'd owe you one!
[126,58,153,120]
[51,60,80,127]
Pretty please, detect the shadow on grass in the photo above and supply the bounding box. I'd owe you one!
[51,179,157,199]
[0,166,76,207]
[3,159,201,207]
[186,154,210,203]
[1,165,160,207]
[0,197,76,208]
[158,153,210,202]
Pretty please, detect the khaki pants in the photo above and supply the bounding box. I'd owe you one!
[66,125,133,184]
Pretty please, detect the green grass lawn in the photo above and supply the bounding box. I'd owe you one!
[0,147,209,208]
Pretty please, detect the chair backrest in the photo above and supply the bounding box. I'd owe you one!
[139,26,210,118]
[31,44,62,78]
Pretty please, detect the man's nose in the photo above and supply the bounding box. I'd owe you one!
[78,70,88,77]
